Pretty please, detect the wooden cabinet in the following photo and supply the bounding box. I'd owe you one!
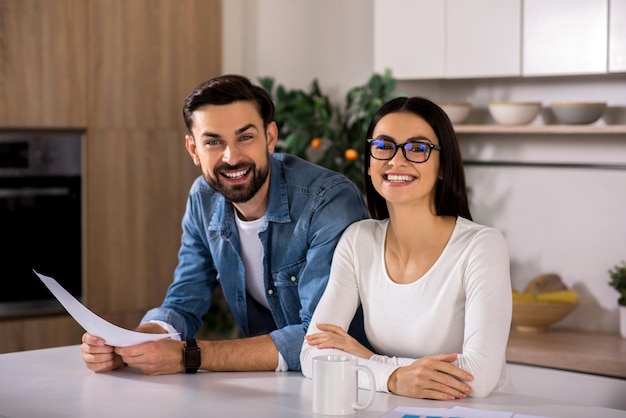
[83,0,221,325]
[0,315,84,354]
[373,0,520,79]
[0,0,87,127]
[609,0,626,72]
[0,0,221,353]
[523,0,608,76]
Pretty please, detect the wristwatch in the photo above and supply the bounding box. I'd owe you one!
[182,339,201,373]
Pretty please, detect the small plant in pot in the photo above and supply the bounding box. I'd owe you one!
[608,261,626,338]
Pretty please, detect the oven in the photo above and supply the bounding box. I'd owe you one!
[0,132,83,317]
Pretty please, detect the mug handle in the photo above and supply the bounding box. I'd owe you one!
[353,364,376,410]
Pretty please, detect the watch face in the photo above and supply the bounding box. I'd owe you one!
[184,347,201,368]
[184,340,201,372]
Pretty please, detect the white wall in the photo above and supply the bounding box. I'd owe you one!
[222,1,626,334]
[223,0,374,98]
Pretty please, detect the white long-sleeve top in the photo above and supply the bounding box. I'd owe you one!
[300,217,513,398]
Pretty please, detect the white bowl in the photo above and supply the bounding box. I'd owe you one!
[439,102,471,124]
[550,102,606,125]
[488,101,541,125]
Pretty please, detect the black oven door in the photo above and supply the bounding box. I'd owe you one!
[0,176,82,316]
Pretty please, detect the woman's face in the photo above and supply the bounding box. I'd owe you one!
[368,111,441,210]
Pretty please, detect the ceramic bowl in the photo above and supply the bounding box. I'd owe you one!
[550,102,607,125]
[439,102,471,124]
[488,101,541,125]
[512,300,579,332]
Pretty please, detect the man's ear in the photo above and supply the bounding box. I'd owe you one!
[266,121,279,153]
[185,134,200,166]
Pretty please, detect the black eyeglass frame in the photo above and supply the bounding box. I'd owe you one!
[367,138,442,164]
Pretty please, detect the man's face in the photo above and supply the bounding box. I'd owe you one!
[185,101,277,204]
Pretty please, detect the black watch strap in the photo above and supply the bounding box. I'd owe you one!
[183,338,201,373]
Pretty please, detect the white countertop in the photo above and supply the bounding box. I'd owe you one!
[0,345,624,418]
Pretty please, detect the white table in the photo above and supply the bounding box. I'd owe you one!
[0,345,624,418]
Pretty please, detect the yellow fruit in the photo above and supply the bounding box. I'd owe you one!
[536,290,579,304]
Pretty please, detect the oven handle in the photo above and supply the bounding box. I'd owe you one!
[0,187,70,198]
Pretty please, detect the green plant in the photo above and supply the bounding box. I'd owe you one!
[609,261,626,306]
[259,70,402,192]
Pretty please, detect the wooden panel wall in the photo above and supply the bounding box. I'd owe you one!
[0,0,87,127]
[0,0,222,353]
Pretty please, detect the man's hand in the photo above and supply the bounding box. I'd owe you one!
[80,332,125,373]
[387,353,474,400]
[80,322,172,374]
[114,338,185,375]
[304,323,374,359]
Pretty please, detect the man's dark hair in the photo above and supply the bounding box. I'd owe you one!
[183,74,275,133]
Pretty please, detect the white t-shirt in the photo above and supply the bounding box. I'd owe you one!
[235,214,268,309]
[300,217,513,398]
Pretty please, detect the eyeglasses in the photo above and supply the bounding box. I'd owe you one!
[367,138,442,163]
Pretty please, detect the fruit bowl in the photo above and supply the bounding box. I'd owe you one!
[488,101,541,125]
[550,102,607,125]
[439,102,471,124]
[511,300,579,332]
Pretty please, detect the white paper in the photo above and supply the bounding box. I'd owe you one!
[34,270,179,347]
[383,406,549,418]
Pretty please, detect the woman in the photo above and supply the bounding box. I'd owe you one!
[300,97,512,400]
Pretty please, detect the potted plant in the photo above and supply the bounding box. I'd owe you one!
[608,261,626,338]
[258,70,402,192]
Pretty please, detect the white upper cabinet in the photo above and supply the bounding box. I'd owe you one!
[523,0,608,76]
[374,0,520,79]
[446,0,521,78]
[373,0,445,79]
[609,0,626,72]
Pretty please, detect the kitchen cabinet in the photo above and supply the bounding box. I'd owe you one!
[523,0,608,76]
[373,0,520,79]
[0,0,87,127]
[446,0,521,78]
[0,0,221,354]
[375,0,624,80]
[609,0,626,72]
[507,329,626,409]
[374,0,521,80]
[0,315,84,354]
[373,0,445,79]
[508,363,626,410]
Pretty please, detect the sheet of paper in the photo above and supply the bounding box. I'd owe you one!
[383,406,515,418]
[34,270,178,347]
[383,406,549,418]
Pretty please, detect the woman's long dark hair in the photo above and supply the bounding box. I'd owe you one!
[363,96,472,221]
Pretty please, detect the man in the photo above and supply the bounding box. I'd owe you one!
[80,74,368,374]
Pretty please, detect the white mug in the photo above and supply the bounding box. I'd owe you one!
[312,355,376,415]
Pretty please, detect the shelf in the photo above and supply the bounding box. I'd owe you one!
[454,125,626,134]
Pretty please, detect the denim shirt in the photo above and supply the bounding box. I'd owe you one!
[141,153,368,370]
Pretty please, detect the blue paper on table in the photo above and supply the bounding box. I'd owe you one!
[34,270,179,347]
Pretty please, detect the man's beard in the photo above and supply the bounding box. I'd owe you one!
[205,158,270,203]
